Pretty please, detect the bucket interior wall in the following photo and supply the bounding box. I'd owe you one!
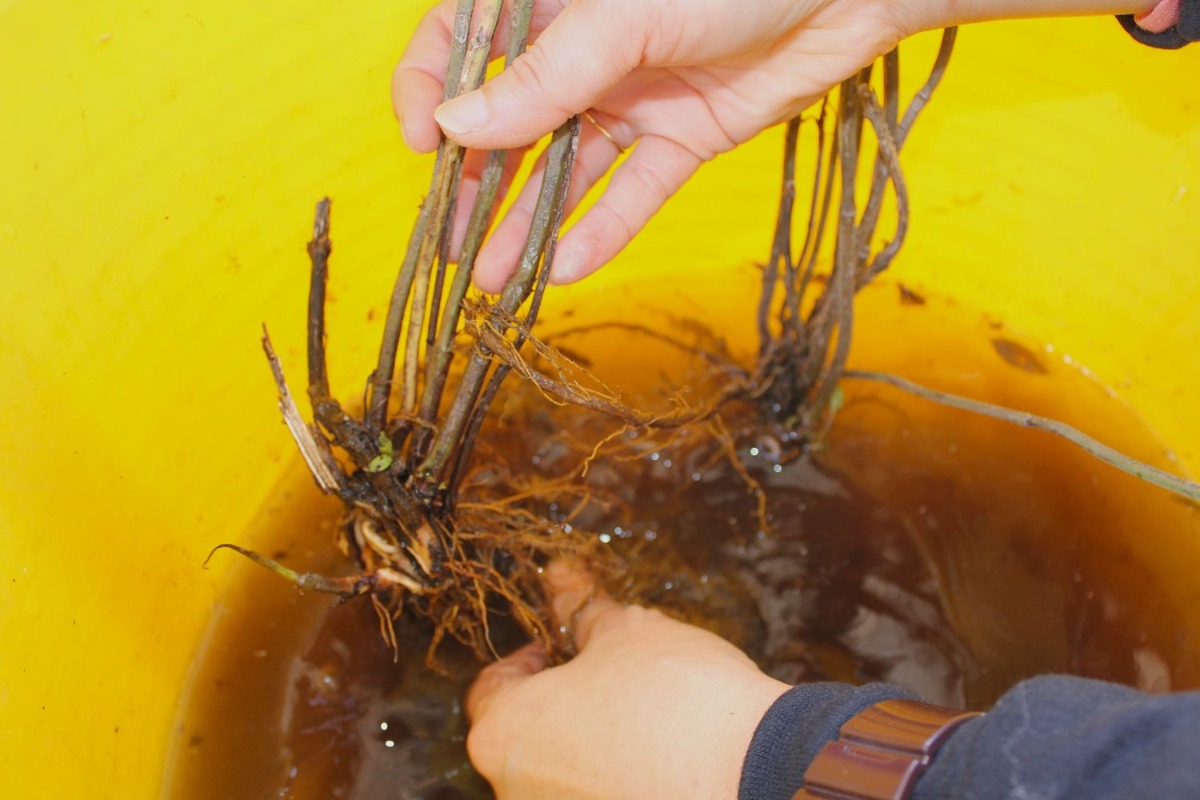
[2,3,1199,796]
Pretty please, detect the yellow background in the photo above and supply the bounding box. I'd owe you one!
[1,2,1198,796]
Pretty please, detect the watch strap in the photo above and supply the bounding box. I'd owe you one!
[792,698,981,800]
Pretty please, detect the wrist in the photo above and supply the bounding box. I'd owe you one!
[685,672,791,799]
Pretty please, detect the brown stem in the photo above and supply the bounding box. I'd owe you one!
[424,352,491,492]
[368,179,434,428]
[795,113,838,314]
[760,117,799,353]
[367,0,485,429]
[401,0,505,417]
[297,200,376,466]
[844,370,1200,503]
[806,78,862,422]
[402,149,468,415]
[425,195,456,352]
[792,100,830,324]
[418,118,581,485]
[458,0,506,96]
[416,0,538,452]
[262,327,344,495]
[446,360,511,507]
[503,0,536,64]
[497,120,580,316]
[306,198,333,401]
[897,27,957,149]
[855,48,899,246]
[858,85,910,284]
[449,116,582,485]
[443,0,477,103]
[520,117,580,332]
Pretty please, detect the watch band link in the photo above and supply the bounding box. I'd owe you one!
[792,698,982,800]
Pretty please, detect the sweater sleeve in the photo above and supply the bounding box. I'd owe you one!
[913,675,1200,800]
[1119,0,1199,48]
[738,682,915,800]
[741,676,1200,800]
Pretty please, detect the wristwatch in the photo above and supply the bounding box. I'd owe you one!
[792,698,982,800]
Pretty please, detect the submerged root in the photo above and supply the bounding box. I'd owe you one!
[208,477,618,665]
[204,543,383,596]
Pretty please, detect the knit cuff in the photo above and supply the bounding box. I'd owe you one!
[1119,0,1199,48]
[738,682,915,800]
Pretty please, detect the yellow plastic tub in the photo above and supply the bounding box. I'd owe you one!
[2,2,1198,796]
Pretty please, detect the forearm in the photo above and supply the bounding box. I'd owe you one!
[899,0,1158,35]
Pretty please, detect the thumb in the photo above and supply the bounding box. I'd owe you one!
[465,641,548,723]
[434,0,643,149]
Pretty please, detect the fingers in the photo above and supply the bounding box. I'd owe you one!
[465,641,548,723]
[472,120,625,293]
[541,559,623,651]
[391,64,444,153]
[448,144,530,263]
[394,0,536,151]
[549,135,703,285]
[393,1,463,152]
[434,0,644,150]
[465,559,617,726]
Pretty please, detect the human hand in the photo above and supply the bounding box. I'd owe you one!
[394,0,918,292]
[393,0,1152,292]
[465,561,790,799]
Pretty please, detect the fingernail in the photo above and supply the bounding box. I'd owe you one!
[434,92,491,137]
[471,262,505,295]
[399,119,416,151]
[549,241,588,285]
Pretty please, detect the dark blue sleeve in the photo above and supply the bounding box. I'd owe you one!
[739,675,1200,800]
[914,675,1200,800]
[738,682,915,800]
[1119,0,1199,49]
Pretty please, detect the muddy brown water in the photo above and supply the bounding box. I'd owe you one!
[164,290,1200,799]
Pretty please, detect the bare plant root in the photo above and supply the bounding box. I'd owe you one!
[205,0,623,665]
[238,194,646,664]
[210,24,966,663]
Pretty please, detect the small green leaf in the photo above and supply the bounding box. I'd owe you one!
[828,385,844,415]
[376,432,394,457]
[366,453,393,473]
